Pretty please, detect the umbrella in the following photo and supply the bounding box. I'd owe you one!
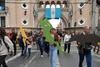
[69,33,84,42]
[69,33,100,46]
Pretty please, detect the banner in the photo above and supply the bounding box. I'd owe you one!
[44,4,61,19]
[55,4,61,19]
[45,5,51,19]
[51,4,55,19]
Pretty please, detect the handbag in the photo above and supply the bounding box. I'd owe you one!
[28,45,32,48]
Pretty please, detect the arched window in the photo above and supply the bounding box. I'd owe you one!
[57,1,61,5]
[0,16,5,27]
[51,4,56,19]
[0,0,5,11]
[45,1,50,5]
[45,1,51,19]
[51,1,55,5]
[62,1,67,8]
[39,1,44,8]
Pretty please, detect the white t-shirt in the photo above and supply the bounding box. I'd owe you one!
[64,34,71,43]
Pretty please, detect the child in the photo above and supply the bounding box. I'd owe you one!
[24,39,32,57]
[26,39,32,57]
[27,43,32,57]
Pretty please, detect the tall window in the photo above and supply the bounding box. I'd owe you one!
[0,0,5,11]
[0,16,5,27]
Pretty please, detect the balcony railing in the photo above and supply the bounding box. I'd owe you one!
[0,6,8,15]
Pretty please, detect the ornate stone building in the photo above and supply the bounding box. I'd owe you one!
[0,0,99,32]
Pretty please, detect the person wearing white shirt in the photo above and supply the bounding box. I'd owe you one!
[0,28,14,67]
[64,32,71,53]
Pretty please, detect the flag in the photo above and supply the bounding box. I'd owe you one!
[55,4,61,19]
[44,4,61,19]
[45,5,51,19]
[51,4,55,19]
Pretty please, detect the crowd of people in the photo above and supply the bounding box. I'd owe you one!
[0,27,100,67]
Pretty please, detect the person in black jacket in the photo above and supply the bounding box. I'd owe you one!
[77,27,92,67]
[11,30,17,55]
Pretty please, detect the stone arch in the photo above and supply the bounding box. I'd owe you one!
[37,15,68,28]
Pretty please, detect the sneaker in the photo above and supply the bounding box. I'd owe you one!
[41,55,43,57]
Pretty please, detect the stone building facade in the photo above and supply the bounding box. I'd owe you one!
[0,0,99,32]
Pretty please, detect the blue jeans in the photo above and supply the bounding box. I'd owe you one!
[28,48,31,57]
[50,46,57,67]
[79,51,92,67]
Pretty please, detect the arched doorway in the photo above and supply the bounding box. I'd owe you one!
[36,15,69,29]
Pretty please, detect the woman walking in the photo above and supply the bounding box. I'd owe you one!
[0,27,14,67]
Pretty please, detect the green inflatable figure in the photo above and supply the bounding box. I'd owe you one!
[39,19,63,54]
